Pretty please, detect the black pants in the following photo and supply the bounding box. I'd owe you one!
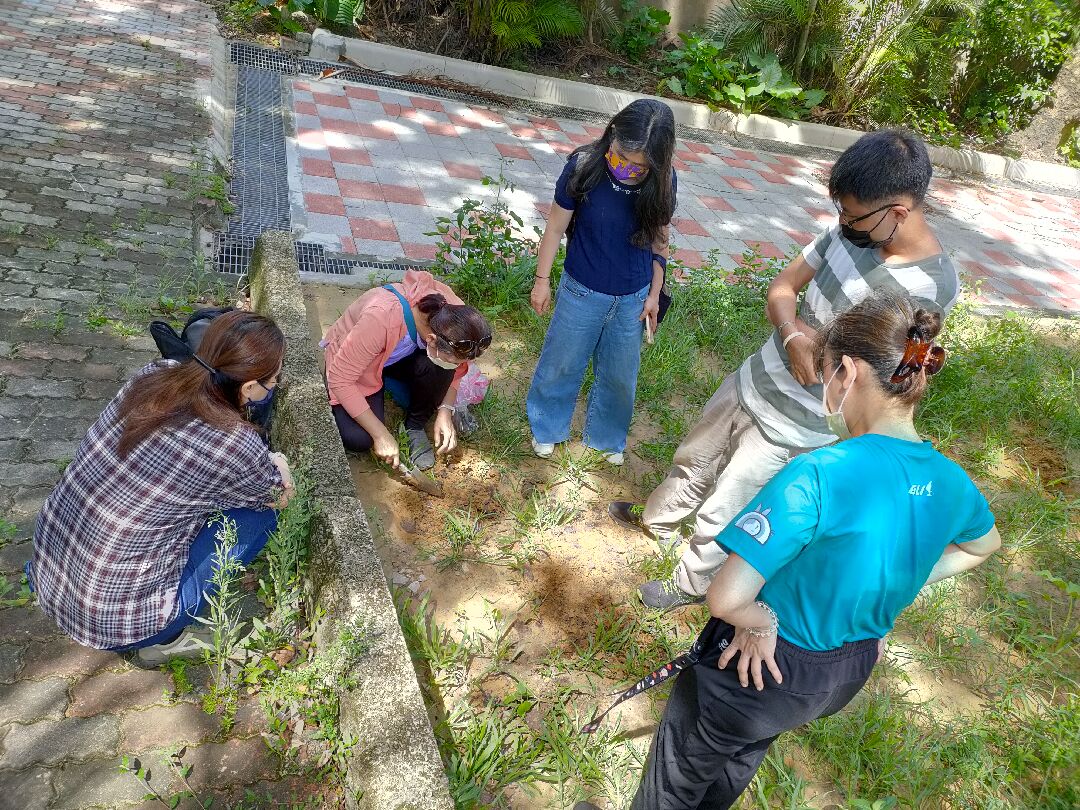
[632,619,878,810]
[332,350,455,453]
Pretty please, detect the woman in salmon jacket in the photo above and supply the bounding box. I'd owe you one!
[322,269,493,470]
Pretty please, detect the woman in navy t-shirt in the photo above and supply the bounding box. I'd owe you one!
[526,99,678,464]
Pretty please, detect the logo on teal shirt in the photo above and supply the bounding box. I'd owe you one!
[735,506,773,544]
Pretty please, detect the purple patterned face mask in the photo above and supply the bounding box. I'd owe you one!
[606,148,647,182]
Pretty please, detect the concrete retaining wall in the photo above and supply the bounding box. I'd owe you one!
[311,31,1080,191]
[249,231,454,810]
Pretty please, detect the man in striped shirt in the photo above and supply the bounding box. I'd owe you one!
[608,129,961,610]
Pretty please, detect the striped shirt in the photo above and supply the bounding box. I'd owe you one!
[737,226,960,448]
[31,362,282,649]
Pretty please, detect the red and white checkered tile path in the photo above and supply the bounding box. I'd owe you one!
[289,77,1080,316]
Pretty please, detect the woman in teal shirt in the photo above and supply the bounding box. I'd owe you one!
[628,294,1000,809]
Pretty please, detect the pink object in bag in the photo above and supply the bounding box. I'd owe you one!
[455,365,490,406]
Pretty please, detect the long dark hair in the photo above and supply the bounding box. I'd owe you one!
[417,294,492,360]
[816,295,943,406]
[117,311,284,457]
[567,99,677,248]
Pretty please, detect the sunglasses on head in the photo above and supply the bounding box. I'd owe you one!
[437,333,492,357]
[891,335,945,384]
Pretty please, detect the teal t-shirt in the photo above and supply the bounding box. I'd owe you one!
[717,434,996,651]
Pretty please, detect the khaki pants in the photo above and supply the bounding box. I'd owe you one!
[642,373,803,595]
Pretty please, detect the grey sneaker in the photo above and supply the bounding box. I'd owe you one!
[638,577,705,611]
[405,427,436,470]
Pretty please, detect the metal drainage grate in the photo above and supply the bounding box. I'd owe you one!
[294,241,349,276]
[230,42,301,75]
[231,65,290,230]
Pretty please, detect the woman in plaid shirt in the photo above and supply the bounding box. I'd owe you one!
[28,311,293,666]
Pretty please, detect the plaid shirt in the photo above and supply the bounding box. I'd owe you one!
[31,362,282,649]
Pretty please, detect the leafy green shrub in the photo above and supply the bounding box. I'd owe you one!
[427,172,544,321]
[316,0,364,27]
[226,0,363,34]
[615,0,671,63]
[456,0,585,62]
[708,0,850,87]
[954,0,1079,143]
[660,33,825,119]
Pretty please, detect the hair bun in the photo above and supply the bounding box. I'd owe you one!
[912,308,942,342]
[416,293,447,316]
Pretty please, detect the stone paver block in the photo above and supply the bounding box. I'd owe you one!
[0,766,53,810]
[1,715,119,769]
[0,676,70,723]
[121,701,220,751]
[18,637,125,680]
[69,668,172,719]
[0,643,24,684]
[15,344,88,362]
[0,606,60,643]
[184,736,278,790]
[51,752,177,810]
[0,540,32,574]
[230,697,268,738]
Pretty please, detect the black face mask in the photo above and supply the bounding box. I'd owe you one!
[838,204,900,250]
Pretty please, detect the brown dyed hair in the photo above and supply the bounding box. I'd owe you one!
[816,294,943,406]
[117,310,285,457]
[417,294,492,360]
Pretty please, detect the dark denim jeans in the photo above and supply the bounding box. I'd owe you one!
[109,507,278,651]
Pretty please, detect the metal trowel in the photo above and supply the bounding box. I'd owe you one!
[398,461,444,497]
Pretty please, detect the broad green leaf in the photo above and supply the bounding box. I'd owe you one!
[724,83,746,102]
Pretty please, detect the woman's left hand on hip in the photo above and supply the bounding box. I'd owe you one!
[717,626,783,691]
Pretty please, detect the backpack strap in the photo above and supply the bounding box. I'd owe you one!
[383,284,418,344]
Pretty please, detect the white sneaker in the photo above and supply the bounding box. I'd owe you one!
[584,445,624,466]
[531,439,555,458]
[134,626,211,668]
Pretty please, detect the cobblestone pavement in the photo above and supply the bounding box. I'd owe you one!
[290,77,1080,316]
[0,2,314,806]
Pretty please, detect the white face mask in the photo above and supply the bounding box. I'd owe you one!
[821,364,853,440]
[427,343,460,370]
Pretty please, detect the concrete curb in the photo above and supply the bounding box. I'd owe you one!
[249,232,454,810]
[310,30,1080,191]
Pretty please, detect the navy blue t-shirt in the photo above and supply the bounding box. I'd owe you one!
[554,155,678,296]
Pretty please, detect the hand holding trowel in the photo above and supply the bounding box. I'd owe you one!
[398,460,443,497]
[375,425,444,497]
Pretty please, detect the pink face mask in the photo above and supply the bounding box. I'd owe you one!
[606,148,647,182]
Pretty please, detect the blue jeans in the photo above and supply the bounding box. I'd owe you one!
[527,273,648,453]
[111,507,278,651]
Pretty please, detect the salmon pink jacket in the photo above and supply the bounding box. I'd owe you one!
[323,270,469,420]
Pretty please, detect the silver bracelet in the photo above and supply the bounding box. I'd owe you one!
[438,404,456,413]
[777,319,795,333]
[747,601,779,638]
[782,330,806,350]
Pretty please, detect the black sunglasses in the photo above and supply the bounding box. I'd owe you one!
[437,333,492,357]
[835,202,903,227]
